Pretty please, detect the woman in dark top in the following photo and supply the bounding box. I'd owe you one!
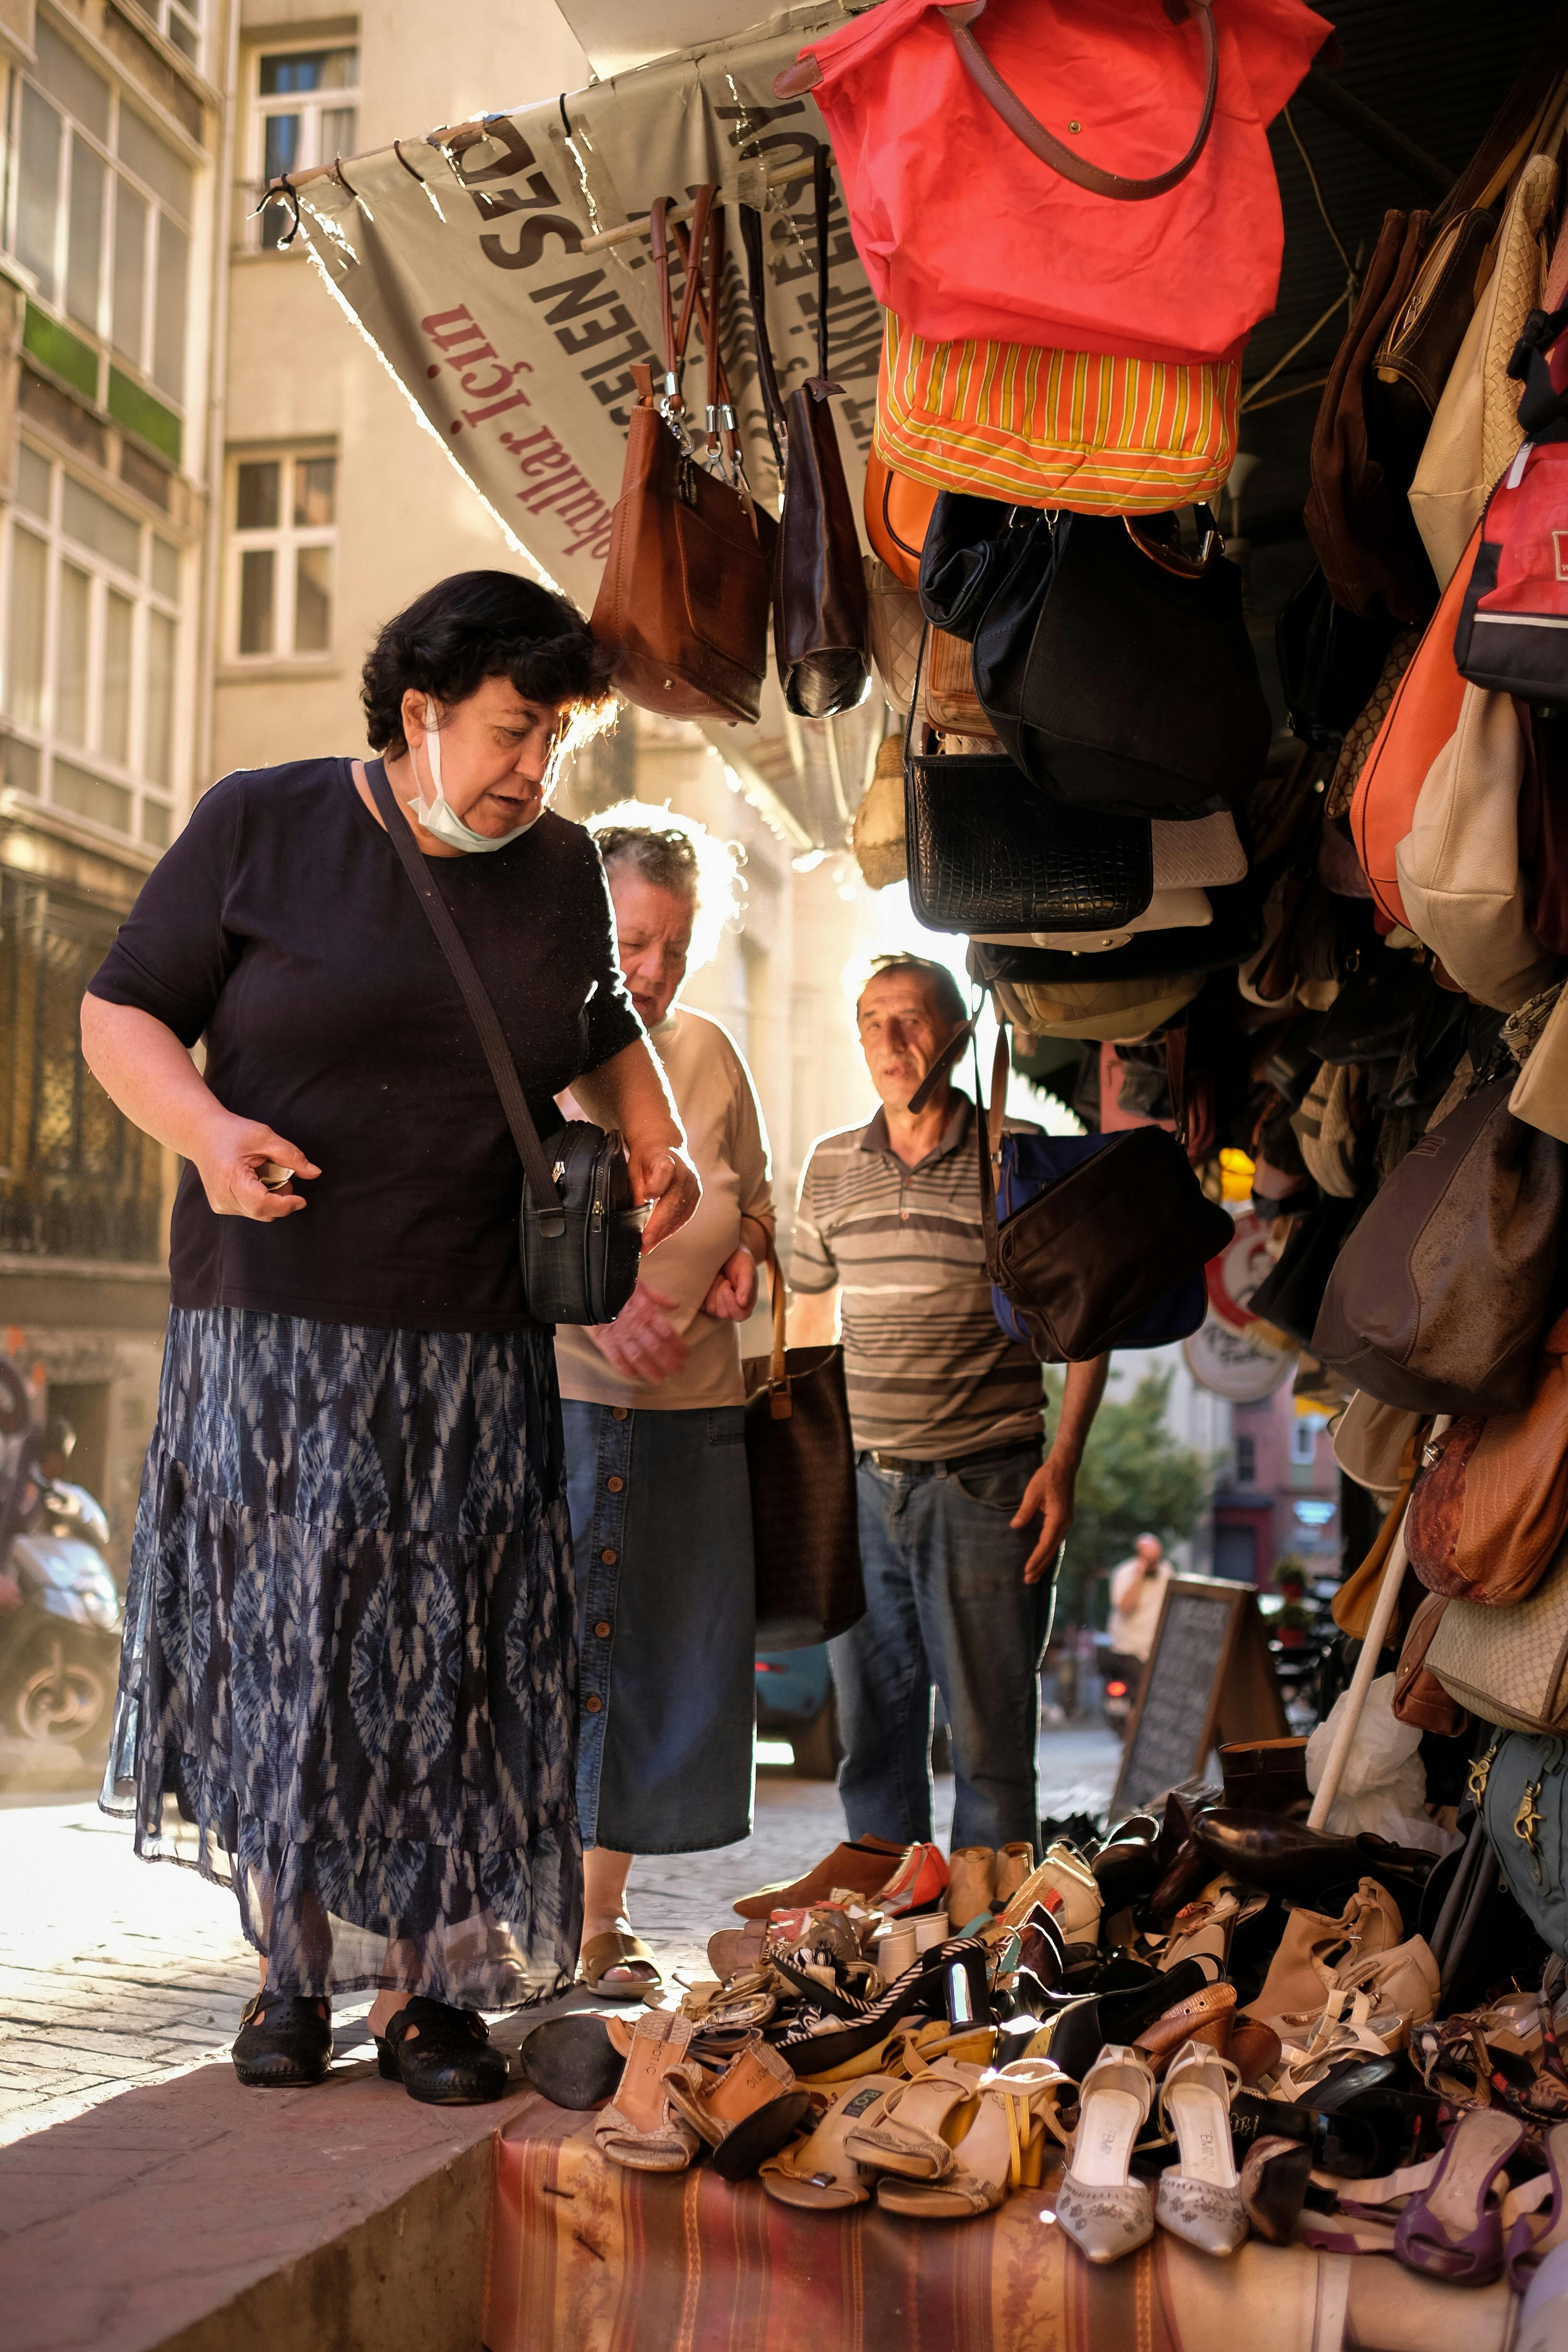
[81,571,698,2106]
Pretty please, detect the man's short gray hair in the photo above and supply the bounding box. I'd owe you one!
[857,953,968,1031]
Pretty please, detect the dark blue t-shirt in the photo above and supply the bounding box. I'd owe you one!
[88,757,642,1330]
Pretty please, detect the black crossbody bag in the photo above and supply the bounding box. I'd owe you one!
[368,759,645,1325]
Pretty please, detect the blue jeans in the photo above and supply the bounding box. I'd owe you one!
[829,1445,1051,1851]
[563,1399,755,1855]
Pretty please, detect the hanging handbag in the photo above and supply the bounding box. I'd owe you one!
[1394,682,1557,1015]
[1274,564,1399,751]
[1390,1591,1467,1736]
[864,451,936,588]
[851,735,906,889]
[875,308,1239,513]
[903,630,1154,933]
[919,628,995,737]
[1405,1307,1568,1607]
[743,154,870,720]
[1454,316,1568,701]
[1349,526,1479,929]
[987,968,1204,1041]
[741,1250,864,1650]
[1303,207,1436,627]
[1428,1543,1568,1733]
[366,760,644,1325]
[864,556,923,710]
[976,1034,1231,1362]
[963,504,1271,818]
[966,875,1262,984]
[591,190,771,726]
[777,0,1325,366]
[1312,1075,1568,1418]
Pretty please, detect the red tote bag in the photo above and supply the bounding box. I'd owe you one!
[778,0,1329,367]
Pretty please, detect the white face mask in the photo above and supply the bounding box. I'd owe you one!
[406,698,542,853]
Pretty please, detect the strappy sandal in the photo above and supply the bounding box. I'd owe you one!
[664,2034,814,2181]
[1392,2107,1524,2285]
[1505,2124,1568,2293]
[842,2058,985,2182]
[874,2058,1074,2221]
[232,1987,332,2089]
[761,2076,902,2210]
[579,1927,664,2003]
[594,2009,700,2172]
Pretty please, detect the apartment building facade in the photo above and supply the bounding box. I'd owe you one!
[0,0,903,1555]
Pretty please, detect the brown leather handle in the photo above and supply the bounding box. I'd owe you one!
[942,0,1218,201]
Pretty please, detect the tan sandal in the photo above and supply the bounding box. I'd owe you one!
[842,2058,987,2182]
[665,2034,814,2180]
[761,2076,901,2210]
[875,2058,1072,2221]
[593,2009,699,2172]
[580,1926,664,2003]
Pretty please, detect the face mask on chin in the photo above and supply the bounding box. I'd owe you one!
[405,698,542,854]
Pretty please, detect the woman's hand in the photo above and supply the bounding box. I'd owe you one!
[629,1141,700,1255]
[194,1113,320,1221]
[588,1281,688,1384]
[701,1245,758,1323]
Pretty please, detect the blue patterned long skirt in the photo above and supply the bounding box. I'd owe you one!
[100,1309,582,2008]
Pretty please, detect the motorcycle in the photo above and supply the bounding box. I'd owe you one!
[0,1362,123,1769]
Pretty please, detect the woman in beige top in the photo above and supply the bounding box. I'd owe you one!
[556,815,773,1997]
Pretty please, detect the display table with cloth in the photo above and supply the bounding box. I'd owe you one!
[482,2095,1517,2352]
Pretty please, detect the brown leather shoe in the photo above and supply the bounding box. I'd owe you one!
[733,1836,908,1920]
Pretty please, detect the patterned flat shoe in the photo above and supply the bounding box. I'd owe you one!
[1154,2041,1248,2257]
[1054,2046,1156,2266]
[377,1997,510,2106]
[232,1987,333,2089]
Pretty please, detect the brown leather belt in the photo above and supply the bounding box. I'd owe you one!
[862,1440,1039,1476]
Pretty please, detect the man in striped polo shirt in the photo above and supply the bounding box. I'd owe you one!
[789,956,1108,1854]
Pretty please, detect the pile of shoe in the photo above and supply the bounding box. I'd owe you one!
[517,1776,1563,2299]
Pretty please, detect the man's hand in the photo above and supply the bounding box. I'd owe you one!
[701,1245,758,1323]
[587,1281,688,1384]
[195,1114,319,1221]
[1012,1451,1079,1584]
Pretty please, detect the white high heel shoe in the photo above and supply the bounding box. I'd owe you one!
[1154,2040,1248,2256]
[1054,2044,1156,2265]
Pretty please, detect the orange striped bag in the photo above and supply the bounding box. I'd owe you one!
[876,311,1240,514]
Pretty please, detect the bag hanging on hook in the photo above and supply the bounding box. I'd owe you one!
[592,189,772,725]
[743,151,870,719]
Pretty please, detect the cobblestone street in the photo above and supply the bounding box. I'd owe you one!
[0,1728,1120,2147]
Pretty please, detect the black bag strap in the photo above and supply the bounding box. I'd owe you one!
[974,1030,1006,1272]
[807,143,839,395]
[365,757,565,1237]
[739,201,788,472]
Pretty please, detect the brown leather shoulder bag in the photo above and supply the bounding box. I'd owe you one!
[591,189,771,725]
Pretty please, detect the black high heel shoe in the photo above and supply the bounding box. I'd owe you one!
[377,1998,511,2106]
[232,1987,333,2088]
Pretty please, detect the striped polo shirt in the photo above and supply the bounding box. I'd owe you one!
[790,1090,1045,1458]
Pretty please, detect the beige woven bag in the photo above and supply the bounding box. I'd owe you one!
[1427,1537,1568,1732]
[864,556,923,713]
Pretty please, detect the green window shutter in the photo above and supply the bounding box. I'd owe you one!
[22,303,98,400]
[107,369,182,465]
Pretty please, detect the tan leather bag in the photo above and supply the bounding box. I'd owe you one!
[991,971,1202,1042]
[1405,1307,1568,1605]
[1394,681,1558,1013]
[850,736,906,891]
[920,627,996,738]
[591,191,771,726]
[864,557,923,712]
[1333,1391,1425,1495]
[1409,155,1556,592]
[1392,1590,1468,1735]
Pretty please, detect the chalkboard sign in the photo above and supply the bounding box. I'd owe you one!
[1113,1575,1287,1813]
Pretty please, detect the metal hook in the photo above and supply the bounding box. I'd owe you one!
[392,139,425,185]
[252,178,301,247]
[332,157,359,199]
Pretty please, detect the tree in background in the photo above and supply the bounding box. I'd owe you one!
[1045,1368,1211,1631]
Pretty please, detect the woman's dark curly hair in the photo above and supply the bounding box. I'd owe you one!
[361,569,616,757]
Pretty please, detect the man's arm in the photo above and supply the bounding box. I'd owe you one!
[1011,1354,1110,1584]
[787,1286,839,1347]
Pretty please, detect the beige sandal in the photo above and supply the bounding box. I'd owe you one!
[593,2010,699,2172]
[875,2058,1072,2220]
[580,1926,664,2003]
[843,2058,989,2182]
[761,2075,902,2210]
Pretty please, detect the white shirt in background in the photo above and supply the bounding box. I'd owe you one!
[1108,1554,1173,1663]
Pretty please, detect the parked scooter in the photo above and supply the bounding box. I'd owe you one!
[0,1363,122,1769]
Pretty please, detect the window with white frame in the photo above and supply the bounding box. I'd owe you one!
[1290,1412,1326,1468]
[122,0,203,70]
[228,449,336,661]
[252,46,358,250]
[2,442,184,847]
[7,14,193,443]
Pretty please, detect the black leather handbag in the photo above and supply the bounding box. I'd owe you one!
[965,875,1263,985]
[369,760,645,1325]
[741,1251,864,1649]
[931,501,1271,818]
[903,631,1155,934]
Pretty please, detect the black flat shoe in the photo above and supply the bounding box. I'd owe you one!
[377,1997,511,2105]
[232,1987,333,2088]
